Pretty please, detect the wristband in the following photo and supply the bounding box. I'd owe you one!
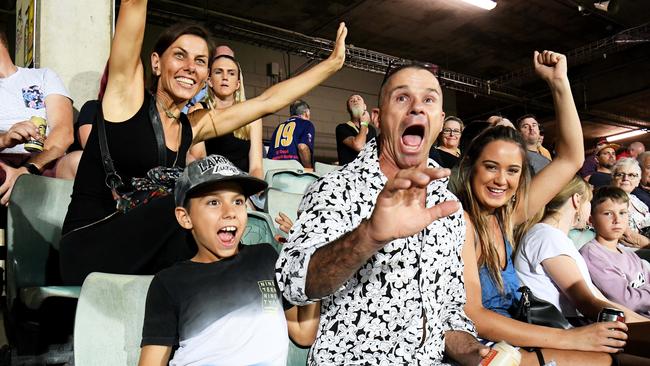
[360,121,369,127]
[23,163,42,175]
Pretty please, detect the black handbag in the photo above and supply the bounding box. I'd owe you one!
[509,286,571,329]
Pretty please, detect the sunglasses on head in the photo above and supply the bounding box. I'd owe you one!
[381,60,440,87]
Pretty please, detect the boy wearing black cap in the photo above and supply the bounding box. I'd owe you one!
[138,155,319,366]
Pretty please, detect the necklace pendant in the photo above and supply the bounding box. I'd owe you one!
[165,110,177,119]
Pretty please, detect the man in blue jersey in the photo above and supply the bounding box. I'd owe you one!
[267,100,315,170]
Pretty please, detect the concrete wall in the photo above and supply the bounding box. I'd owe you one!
[36,0,113,110]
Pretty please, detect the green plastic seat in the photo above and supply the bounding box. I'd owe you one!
[264,188,302,231]
[265,168,319,195]
[6,175,80,312]
[74,273,154,366]
[242,211,283,253]
[263,158,304,177]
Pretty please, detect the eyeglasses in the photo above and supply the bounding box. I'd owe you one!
[381,59,440,87]
[442,128,462,136]
[613,172,639,179]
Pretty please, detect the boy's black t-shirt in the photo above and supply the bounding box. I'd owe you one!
[141,244,293,365]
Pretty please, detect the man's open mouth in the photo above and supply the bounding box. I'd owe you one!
[402,125,425,147]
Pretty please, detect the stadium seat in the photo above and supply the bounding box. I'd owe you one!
[73,273,153,366]
[6,175,80,312]
[242,210,283,253]
[263,158,304,177]
[314,161,339,175]
[264,188,302,230]
[567,228,596,251]
[5,175,80,357]
[264,168,319,195]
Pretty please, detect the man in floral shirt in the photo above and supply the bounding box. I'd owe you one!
[276,65,487,365]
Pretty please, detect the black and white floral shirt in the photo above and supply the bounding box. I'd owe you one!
[276,139,476,365]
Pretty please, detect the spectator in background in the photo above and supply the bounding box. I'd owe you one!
[487,115,515,128]
[431,115,463,169]
[618,141,646,160]
[267,100,315,171]
[609,158,650,253]
[580,186,650,318]
[0,29,75,200]
[515,176,647,324]
[580,138,611,181]
[184,44,235,113]
[538,123,552,160]
[588,141,619,188]
[187,54,263,179]
[335,94,377,165]
[517,114,551,174]
[635,151,650,207]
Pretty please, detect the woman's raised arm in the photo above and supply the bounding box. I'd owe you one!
[514,51,584,225]
[190,23,348,143]
[102,0,147,122]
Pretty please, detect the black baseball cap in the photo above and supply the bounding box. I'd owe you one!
[174,155,267,207]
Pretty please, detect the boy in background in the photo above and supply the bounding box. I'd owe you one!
[138,155,319,365]
[580,186,650,318]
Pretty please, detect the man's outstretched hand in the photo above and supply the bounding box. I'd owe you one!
[366,166,460,246]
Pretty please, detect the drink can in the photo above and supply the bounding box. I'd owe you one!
[479,341,521,366]
[598,307,625,323]
[24,116,47,152]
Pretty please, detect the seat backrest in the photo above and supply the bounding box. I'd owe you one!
[314,161,339,176]
[242,211,282,253]
[568,228,596,251]
[6,175,73,307]
[264,188,302,230]
[263,158,303,177]
[265,169,319,195]
[74,273,154,366]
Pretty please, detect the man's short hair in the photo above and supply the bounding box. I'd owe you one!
[0,30,8,49]
[516,114,537,129]
[378,64,439,106]
[290,100,310,117]
[591,186,629,214]
[638,151,650,167]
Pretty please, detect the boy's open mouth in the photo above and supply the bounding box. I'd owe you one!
[218,226,237,243]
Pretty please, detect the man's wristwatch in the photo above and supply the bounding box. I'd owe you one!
[23,163,42,175]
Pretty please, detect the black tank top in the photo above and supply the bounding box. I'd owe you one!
[62,94,193,234]
[204,132,251,173]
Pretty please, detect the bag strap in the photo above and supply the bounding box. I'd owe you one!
[148,93,168,166]
[177,113,193,166]
[149,93,193,168]
[96,101,124,199]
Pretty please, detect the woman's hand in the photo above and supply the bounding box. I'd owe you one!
[327,23,348,70]
[563,321,627,353]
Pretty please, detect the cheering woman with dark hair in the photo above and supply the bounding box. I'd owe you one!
[59,0,347,285]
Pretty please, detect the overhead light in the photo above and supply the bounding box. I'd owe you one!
[460,0,497,10]
[606,129,648,142]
